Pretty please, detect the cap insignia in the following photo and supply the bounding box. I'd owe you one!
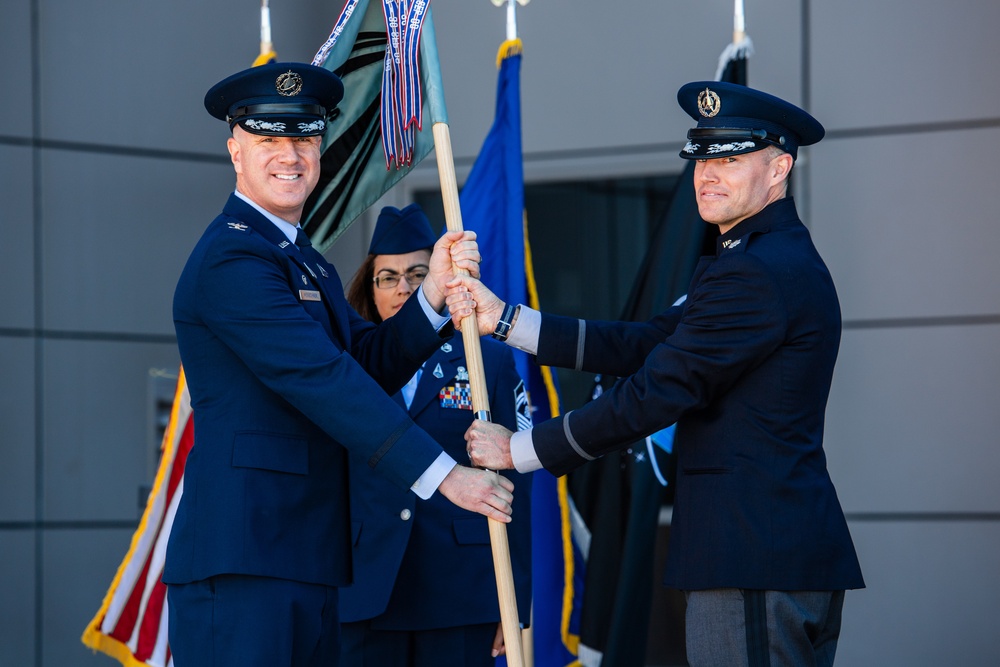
[697,88,721,117]
[276,70,303,97]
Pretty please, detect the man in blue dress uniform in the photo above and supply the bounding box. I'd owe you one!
[452,81,865,666]
[164,62,515,667]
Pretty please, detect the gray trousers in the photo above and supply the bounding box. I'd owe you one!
[684,589,845,667]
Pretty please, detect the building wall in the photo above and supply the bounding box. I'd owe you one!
[1,0,997,665]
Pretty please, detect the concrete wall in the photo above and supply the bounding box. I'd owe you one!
[2,0,997,665]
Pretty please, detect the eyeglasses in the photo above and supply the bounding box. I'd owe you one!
[373,269,428,289]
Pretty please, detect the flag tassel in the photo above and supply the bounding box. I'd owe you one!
[432,121,526,667]
[713,34,753,82]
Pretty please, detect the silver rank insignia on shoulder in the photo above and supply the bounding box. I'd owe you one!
[456,366,469,382]
[227,222,248,231]
[433,363,444,379]
[440,342,452,353]
[722,238,742,250]
[279,240,290,248]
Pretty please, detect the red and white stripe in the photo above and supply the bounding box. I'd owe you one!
[82,370,193,667]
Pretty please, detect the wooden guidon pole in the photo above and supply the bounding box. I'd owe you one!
[432,121,525,667]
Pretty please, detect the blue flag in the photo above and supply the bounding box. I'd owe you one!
[460,40,582,667]
[460,40,528,382]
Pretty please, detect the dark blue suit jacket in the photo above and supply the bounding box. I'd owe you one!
[531,198,864,592]
[339,337,533,630]
[165,194,451,588]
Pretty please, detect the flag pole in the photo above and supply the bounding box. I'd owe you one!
[716,0,752,82]
[733,0,745,45]
[252,0,277,66]
[432,121,526,667]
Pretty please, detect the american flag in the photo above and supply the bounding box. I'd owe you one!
[81,371,192,667]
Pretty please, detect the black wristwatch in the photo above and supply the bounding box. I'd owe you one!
[491,303,518,341]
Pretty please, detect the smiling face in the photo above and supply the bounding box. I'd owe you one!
[227,125,322,223]
[693,147,793,235]
[371,250,432,321]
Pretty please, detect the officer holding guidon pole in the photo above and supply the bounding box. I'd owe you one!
[450,81,866,667]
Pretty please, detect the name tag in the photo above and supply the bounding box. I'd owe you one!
[299,290,322,302]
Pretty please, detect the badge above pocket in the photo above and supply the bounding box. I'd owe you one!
[439,381,472,410]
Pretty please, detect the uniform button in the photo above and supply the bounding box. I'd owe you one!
[400,509,412,521]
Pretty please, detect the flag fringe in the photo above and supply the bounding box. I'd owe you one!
[496,38,523,69]
[252,49,278,67]
[713,34,753,81]
[558,475,581,657]
[81,633,157,667]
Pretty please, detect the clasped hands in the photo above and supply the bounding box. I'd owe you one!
[443,273,518,473]
[430,236,519,520]
[440,419,516,521]
[421,230,482,312]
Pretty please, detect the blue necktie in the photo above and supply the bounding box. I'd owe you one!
[295,227,327,277]
[294,227,313,249]
[401,369,422,410]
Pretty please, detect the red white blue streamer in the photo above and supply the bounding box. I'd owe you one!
[312,0,429,168]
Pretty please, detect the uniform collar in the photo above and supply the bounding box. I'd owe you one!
[222,193,296,249]
[715,197,799,255]
[233,189,301,245]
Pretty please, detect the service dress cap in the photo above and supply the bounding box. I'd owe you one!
[368,204,438,256]
[677,81,824,160]
[204,62,344,137]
